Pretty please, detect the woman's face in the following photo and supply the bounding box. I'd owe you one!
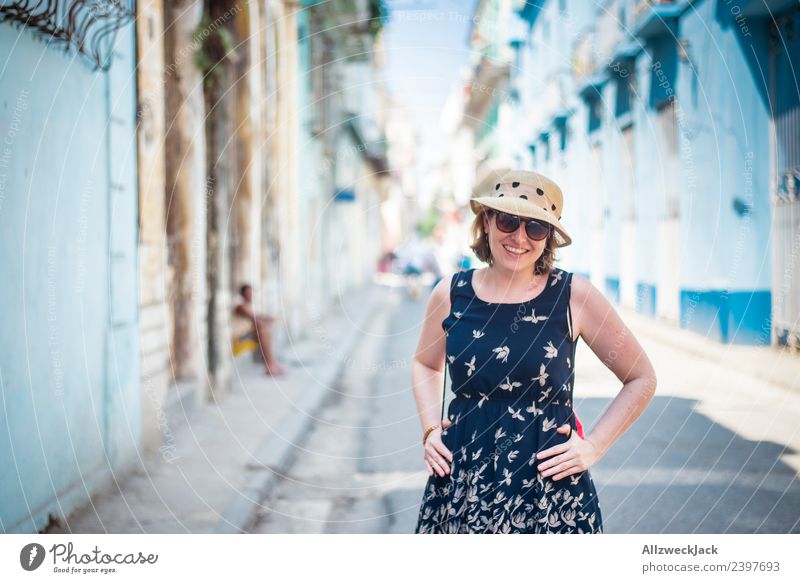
[483,210,547,273]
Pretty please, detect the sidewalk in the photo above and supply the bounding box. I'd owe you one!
[618,308,800,395]
[61,283,384,534]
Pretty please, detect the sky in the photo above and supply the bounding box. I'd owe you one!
[381,0,480,174]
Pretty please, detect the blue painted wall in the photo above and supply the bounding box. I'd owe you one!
[0,22,140,532]
[675,0,772,343]
[632,45,662,305]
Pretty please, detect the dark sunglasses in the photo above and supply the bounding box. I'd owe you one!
[490,210,551,241]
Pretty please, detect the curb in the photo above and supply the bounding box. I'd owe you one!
[214,284,384,533]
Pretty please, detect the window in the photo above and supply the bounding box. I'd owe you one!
[556,119,568,151]
[615,71,634,117]
[588,97,603,133]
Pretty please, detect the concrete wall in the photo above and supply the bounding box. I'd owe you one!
[0,21,139,532]
[136,0,172,458]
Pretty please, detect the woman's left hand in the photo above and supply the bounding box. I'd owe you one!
[536,423,601,481]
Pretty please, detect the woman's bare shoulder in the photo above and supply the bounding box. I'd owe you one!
[567,273,598,337]
[569,272,592,300]
[427,271,457,311]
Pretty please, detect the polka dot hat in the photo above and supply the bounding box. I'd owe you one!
[469,169,572,247]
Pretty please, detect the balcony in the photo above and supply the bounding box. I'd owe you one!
[609,39,643,66]
[633,0,688,40]
[577,71,609,101]
[738,0,798,16]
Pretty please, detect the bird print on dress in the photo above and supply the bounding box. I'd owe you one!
[416,267,603,534]
[492,345,510,363]
[531,363,549,386]
[521,308,548,325]
[526,402,544,416]
[464,355,476,377]
[542,417,557,432]
[499,377,522,392]
[508,406,525,421]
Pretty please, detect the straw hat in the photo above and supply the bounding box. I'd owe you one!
[470,170,572,247]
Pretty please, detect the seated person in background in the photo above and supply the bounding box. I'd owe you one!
[232,284,287,376]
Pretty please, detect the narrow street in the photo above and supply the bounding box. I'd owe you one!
[251,283,427,533]
[251,282,800,534]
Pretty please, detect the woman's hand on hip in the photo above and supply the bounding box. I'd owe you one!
[536,423,601,481]
[424,419,453,478]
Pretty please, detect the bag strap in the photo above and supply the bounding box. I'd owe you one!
[440,270,461,423]
[566,271,577,437]
[440,359,448,423]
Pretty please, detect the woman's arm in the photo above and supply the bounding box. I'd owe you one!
[411,274,452,430]
[570,274,657,458]
[411,274,454,476]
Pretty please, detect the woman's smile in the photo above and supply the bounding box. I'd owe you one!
[501,243,529,256]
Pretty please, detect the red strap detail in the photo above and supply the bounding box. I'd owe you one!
[574,414,585,440]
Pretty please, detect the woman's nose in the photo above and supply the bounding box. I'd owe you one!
[511,223,528,243]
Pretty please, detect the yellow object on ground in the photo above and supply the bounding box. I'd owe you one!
[232,337,258,357]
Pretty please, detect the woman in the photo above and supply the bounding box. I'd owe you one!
[411,170,657,533]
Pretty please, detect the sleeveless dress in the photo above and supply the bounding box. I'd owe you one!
[414,267,603,534]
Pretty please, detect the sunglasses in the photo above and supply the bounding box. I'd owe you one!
[490,210,552,241]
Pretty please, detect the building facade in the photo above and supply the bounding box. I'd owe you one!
[500,0,798,347]
[1,0,391,533]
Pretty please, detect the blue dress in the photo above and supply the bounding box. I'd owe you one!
[414,267,603,534]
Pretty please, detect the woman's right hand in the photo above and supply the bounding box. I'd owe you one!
[423,419,453,477]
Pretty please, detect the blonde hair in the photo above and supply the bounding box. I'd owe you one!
[469,208,557,276]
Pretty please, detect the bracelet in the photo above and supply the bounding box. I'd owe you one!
[422,423,440,445]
